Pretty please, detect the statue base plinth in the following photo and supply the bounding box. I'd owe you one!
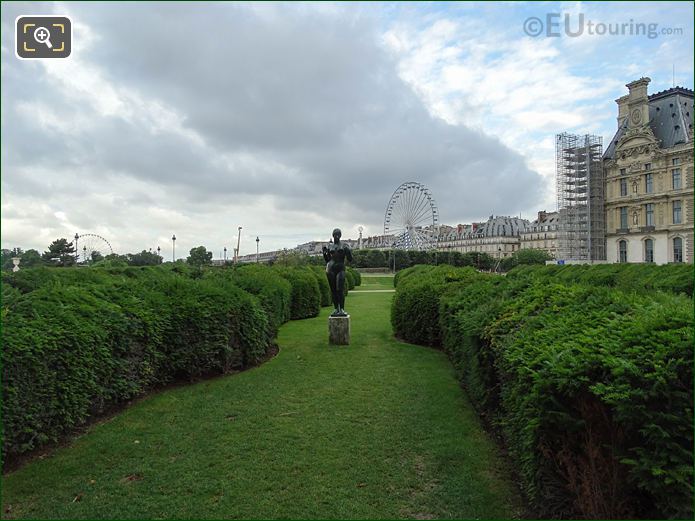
[328,314,350,345]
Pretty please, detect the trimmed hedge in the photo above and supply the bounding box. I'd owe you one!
[273,267,321,319]
[344,269,355,291]
[1,264,316,462]
[308,266,332,307]
[391,265,482,346]
[203,264,292,336]
[507,263,693,296]
[347,267,361,286]
[392,264,694,519]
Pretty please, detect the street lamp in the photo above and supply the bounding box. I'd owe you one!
[157,246,161,257]
[172,234,176,262]
[256,236,260,263]
[235,226,242,264]
[224,246,227,262]
[74,233,80,263]
[83,245,87,264]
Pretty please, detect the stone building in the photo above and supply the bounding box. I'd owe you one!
[438,215,529,258]
[603,78,693,264]
[520,210,559,258]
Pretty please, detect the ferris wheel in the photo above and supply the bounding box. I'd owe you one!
[384,182,439,250]
[75,233,114,264]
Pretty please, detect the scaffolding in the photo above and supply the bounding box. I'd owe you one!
[556,133,606,261]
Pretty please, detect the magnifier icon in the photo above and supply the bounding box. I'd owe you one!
[33,26,53,49]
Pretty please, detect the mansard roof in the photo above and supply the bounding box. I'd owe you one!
[604,85,693,160]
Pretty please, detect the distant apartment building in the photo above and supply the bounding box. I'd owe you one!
[603,78,694,264]
[438,215,529,258]
[520,210,559,258]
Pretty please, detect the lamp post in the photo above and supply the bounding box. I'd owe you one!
[74,233,80,264]
[172,234,176,262]
[83,245,87,264]
[157,246,161,257]
[224,246,227,262]
[256,236,260,263]
[235,226,242,264]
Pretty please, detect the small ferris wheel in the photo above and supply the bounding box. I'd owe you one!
[383,182,439,250]
[75,233,114,263]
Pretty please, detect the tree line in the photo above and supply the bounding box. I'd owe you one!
[1,239,216,270]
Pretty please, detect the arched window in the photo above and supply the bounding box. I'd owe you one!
[619,240,627,263]
[673,237,683,263]
[644,239,654,263]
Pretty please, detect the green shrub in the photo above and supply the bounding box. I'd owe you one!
[274,267,321,319]
[1,266,272,461]
[347,267,361,286]
[203,264,292,335]
[507,263,693,296]
[392,263,694,518]
[437,277,693,518]
[345,269,355,290]
[391,265,482,346]
[308,266,332,307]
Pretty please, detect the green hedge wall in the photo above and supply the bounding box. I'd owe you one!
[273,267,321,319]
[1,264,314,462]
[347,267,361,286]
[507,263,693,296]
[344,269,356,291]
[308,266,332,307]
[391,265,482,346]
[203,264,292,336]
[392,264,694,519]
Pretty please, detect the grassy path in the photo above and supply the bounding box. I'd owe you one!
[2,277,521,519]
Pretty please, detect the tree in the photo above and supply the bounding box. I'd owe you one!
[514,248,554,265]
[460,251,494,270]
[499,248,553,272]
[42,238,76,267]
[186,246,212,267]
[20,249,43,268]
[273,249,314,267]
[127,250,163,266]
[90,251,104,263]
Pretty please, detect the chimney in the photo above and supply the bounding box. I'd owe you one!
[615,94,629,125]
[625,77,651,128]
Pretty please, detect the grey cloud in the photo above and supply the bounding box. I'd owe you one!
[2,2,543,252]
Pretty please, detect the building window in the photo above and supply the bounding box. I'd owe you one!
[673,237,683,263]
[619,207,628,229]
[620,178,627,196]
[673,200,682,224]
[619,240,627,263]
[645,163,652,170]
[645,239,654,263]
[620,168,626,175]
[645,203,654,226]
[645,173,653,193]
[672,158,681,166]
[672,168,682,189]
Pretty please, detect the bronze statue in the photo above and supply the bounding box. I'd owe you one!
[322,228,353,317]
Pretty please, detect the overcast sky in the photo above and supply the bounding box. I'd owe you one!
[2,1,693,258]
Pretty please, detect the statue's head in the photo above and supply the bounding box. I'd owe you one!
[332,228,342,241]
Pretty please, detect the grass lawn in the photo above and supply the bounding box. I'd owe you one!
[352,275,394,291]
[1,279,522,519]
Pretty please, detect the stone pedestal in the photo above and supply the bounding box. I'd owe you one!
[328,315,350,345]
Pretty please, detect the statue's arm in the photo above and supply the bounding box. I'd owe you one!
[345,245,353,263]
[322,246,331,263]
